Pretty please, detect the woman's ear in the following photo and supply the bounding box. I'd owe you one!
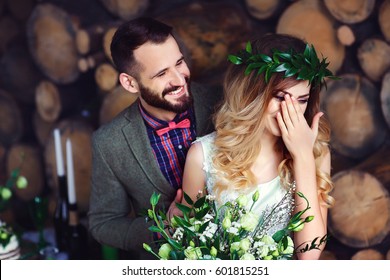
[119,73,139,94]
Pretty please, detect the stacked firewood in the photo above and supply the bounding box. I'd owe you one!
[0,0,389,260]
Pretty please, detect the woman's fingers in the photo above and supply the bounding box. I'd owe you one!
[276,112,288,135]
[285,95,300,123]
[281,100,293,129]
[281,95,303,131]
[311,112,323,137]
[291,95,303,118]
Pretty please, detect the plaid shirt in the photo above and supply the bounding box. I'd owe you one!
[139,102,196,189]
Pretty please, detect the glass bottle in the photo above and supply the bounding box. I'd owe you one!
[53,175,69,252]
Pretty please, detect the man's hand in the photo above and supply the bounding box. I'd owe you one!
[167,188,183,222]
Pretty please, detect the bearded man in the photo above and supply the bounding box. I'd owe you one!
[88,17,221,259]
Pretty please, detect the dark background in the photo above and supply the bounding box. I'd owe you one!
[0,0,389,260]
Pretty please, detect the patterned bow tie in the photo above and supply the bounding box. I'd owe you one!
[155,119,191,136]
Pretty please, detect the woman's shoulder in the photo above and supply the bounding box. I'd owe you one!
[190,132,217,175]
[193,131,216,145]
[192,132,216,158]
[188,132,216,159]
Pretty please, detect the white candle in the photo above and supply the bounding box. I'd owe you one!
[66,138,76,205]
[53,128,64,176]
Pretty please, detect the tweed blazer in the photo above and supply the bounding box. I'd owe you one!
[88,82,221,259]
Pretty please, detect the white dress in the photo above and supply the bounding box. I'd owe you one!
[195,132,295,236]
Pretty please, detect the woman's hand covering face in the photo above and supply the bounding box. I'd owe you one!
[276,94,323,159]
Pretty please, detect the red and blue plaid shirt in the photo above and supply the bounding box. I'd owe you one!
[139,102,196,189]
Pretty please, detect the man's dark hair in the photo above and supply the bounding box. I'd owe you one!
[110,17,173,76]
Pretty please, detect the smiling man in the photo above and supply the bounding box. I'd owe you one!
[88,17,221,259]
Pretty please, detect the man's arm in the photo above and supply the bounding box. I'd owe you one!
[88,134,153,253]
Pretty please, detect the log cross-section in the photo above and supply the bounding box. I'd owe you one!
[27,3,80,84]
[321,74,388,159]
[329,170,390,248]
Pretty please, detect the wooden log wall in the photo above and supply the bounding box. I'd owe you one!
[0,0,389,260]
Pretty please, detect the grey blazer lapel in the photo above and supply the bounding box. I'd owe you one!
[122,103,172,195]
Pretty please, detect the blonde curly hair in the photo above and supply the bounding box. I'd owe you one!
[212,34,334,207]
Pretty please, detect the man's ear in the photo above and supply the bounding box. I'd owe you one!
[119,73,139,94]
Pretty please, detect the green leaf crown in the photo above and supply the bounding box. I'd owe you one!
[228,41,339,88]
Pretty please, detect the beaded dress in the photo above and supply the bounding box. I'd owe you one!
[195,132,295,236]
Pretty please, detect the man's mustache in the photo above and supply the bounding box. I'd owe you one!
[162,78,190,97]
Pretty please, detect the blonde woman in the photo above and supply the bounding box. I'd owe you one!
[181,33,336,260]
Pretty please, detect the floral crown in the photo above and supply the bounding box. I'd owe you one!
[228,41,339,88]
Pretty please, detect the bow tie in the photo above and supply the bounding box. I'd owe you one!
[155,118,191,136]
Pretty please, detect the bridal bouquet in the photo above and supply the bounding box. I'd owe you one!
[143,190,327,260]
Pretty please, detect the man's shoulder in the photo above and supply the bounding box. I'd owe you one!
[92,103,139,143]
[191,81,223,102]
[191,81,223,116]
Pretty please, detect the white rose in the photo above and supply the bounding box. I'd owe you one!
[261,235,276,246]
[258,245,269,258]
[239,238,251,251]
[230,242,241,254]
[240,212,259,232]
[184,246,202,260]
[240,253,255,260]
[158,243,172,259]
[236,195,248,208]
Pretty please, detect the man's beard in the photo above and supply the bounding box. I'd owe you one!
[138,79,193,113]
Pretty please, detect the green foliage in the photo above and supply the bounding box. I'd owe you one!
[228,41,340,89]
[0,167,29,212]
[0,222,14,248]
